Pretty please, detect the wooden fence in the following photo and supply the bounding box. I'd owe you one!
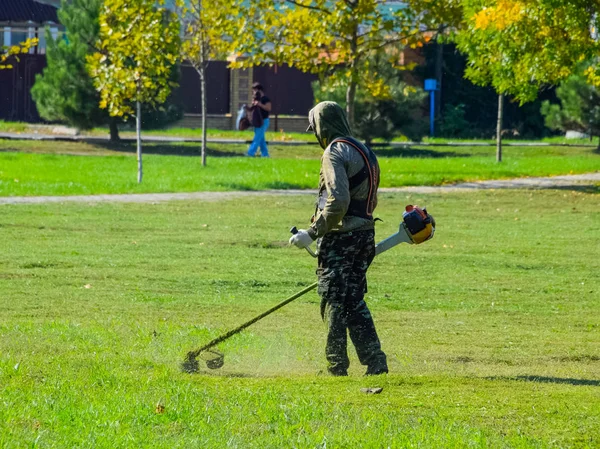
[0,55,317,125]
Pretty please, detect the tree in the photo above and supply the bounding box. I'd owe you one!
[31,0,121,141]
[419,42,555,139]
[244,0,433,128]
[458,0,600,102]
[87,0,181,183]
[178,0,250,167]
[313,51,427,145]
[405,0,464,120]
[454,0,600,161]
[0,39,38,70]
[541,73,600,149]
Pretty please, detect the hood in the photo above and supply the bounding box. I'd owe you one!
[307,101,352,149]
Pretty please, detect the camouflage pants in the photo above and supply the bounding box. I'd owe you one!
[316,230,387,375]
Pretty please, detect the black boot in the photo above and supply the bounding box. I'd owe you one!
[365,366,388,376]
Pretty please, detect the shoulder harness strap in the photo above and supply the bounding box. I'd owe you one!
[331,137,379,219]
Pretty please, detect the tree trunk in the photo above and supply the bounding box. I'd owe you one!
[434,37,444,120]
[136,100,143,183]
[496,94,504,163]
[199,48,207,167]
[345,26,359,129]
[194,0,207,167]
[109,118,120,142]
[346,79,357,129]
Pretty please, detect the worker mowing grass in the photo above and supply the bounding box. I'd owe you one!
[290,101,389,376]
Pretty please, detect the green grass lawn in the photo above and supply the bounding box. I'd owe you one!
[0,121,29,134]
[0,139,598,196]
[1,190,599,447]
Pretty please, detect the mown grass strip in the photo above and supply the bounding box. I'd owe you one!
[0,190,598,447]
[0,140,598,196]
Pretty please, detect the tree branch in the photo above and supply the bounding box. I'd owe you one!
[284,0,331,14]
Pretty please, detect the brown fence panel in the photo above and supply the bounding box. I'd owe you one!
[174,61,230,114]
[252,64,317,117]
[0,54,46,122]
[0,58,315,123]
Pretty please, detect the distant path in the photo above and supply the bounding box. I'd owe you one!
[1,173,597,205]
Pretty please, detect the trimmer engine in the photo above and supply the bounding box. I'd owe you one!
[403,205,435,244]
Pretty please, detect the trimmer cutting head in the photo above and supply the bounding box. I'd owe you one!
[181,349,225,373]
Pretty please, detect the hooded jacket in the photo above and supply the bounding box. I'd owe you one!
[306,101,379,240]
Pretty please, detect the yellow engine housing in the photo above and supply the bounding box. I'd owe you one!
[403,205,435,244]
[408,222,434,244]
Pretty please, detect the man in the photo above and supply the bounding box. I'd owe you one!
[289,101,388,376]
[247,82,272,158]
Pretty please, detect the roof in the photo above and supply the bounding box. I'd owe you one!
[0,0,59,24]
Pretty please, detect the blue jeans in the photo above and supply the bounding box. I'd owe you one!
[247,118,270,157]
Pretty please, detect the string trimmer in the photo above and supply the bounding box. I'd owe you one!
[181,205,435,373]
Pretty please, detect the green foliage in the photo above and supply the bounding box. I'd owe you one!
[0,38,38,70]
[179,0,249,68]
[140,102,184,130]
[312,54,428,144]
[405,0,464,33]
[87,0,181,118]
[31,0,106,130]
[33,0,182,133]
[420,43,555,139]
[455,0,600,104]
[245,0,435,125]
[438,103,470,138]
[541,74,600,145]
[177,0,251,166]
[131,62,184,130]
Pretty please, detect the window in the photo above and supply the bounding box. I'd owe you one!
[11,30,28,47]
[38,28,46,54]
[2,27,11,47]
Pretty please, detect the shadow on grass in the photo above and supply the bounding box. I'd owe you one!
[191,370,271,378]
[92,140,471,159]
[487,375,600,387]
[246,241,288,250]
[91,141,245,157]
[214,181,308,190]
[371,146,469,158]
[264,181,306,190]
[552,185,600,194]
[216,182,255,190]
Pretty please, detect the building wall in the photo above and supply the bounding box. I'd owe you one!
[173,63,317,121]
[171,62,317,131]
[253,64,318,117]
[174,61,231,114]
[175,114,310,134]
[0,54,46,122]
[176,114,233,130]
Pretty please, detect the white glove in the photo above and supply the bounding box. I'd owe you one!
[289,229,314,249]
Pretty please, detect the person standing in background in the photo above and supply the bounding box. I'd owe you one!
[247,82,272,158]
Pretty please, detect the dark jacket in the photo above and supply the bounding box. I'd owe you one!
[307,102,379,239]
